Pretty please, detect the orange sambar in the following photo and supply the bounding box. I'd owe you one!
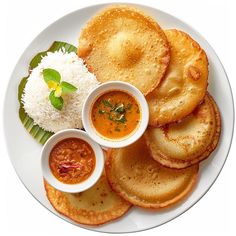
[49,138,95,184]
[91,90,141,139]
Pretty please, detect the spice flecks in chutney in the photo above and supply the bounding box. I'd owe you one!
[49,138,95,184]
[91,90,141,139]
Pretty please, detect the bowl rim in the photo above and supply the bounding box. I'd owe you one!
[82,81,149,148]
[41,129,104,193]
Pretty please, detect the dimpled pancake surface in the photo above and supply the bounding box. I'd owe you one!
[44,174,131,225]
[147,29,208,126]
[145,93,221,169]
[78,5,170,95]
[105,137,198,208]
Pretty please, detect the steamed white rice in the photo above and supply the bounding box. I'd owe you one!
[22,49,99,133]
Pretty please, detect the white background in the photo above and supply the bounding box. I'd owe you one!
[1,0,235,235]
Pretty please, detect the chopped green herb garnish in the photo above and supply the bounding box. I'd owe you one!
[108,114,114,121]
[102,100,113,108]
[99,99,129,126]
[115,127,121,132]
[126,103,132,110]
[99,109,106,114]
[116,114,126,123]
[114,103,125,113]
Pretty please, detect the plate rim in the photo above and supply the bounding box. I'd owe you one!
[3,2,235,234]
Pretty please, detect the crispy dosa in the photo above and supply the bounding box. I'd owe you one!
[44,174,131,225]
[105,137,198,208]
[147,29,208,126]
[78,5,170,95]
[145,93,221,169]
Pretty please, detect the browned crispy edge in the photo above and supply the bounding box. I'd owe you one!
[44,178,132,226]
[145,92,221,169]
[78,4,171,96]
[148,29,209,127]
[105,147,199,209]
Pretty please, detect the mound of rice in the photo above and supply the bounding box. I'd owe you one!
[22,49,99,133]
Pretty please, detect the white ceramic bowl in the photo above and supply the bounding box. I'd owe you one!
[41,129,104,193]
[82,81,149,148]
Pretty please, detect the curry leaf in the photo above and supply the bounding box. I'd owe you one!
[61,81,77,94]
[49,91,64,110]
[43,68,61,84]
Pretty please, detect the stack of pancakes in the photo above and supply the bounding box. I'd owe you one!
[45,5,221,225]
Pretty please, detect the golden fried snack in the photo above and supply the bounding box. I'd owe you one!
[147,29,208,126]
[78,5,170,95]
[105,137,198,209]
[44,174,131,225]
[145,93,221,169]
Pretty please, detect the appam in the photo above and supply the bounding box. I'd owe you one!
[145,93,221,169]
[78,5,170,95]
[44,174,131,225]
[105,137,198,209]
[147,29,208,126]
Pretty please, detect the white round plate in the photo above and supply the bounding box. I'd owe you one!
[3,3,234,234]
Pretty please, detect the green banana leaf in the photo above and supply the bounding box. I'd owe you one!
[18,41,77,145]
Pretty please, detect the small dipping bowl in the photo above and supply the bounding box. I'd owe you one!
[41,129,104,193]
[82,81,149,148]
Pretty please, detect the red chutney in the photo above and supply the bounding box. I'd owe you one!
[49,138,96,184]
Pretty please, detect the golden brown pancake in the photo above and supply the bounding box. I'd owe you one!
[44,174,131,225]
[78,5,170,95]
[145,93,221,169]
[147,29,208,126]
[105,137,198,209]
